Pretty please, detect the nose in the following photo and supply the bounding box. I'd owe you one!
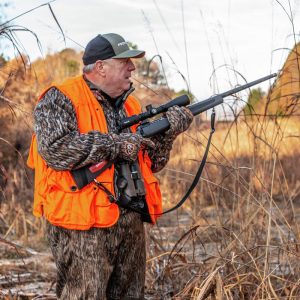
[128,59,135,71]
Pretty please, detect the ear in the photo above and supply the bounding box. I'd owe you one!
[95,60,105,76]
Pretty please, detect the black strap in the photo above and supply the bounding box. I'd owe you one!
[158,109,215,215]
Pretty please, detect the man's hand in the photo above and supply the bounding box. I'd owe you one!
[165,105,194,137]
[116,133,155,162]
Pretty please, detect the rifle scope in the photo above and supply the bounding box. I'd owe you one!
[119,94,190,130]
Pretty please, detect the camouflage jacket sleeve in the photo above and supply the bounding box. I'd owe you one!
[34,87,119,171]
[147,133,176,173]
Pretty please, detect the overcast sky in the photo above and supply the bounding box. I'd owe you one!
[2,0,300,101]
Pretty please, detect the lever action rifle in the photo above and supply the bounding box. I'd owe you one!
[71,73,277,190]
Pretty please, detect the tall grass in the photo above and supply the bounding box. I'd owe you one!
[145,88,300,299]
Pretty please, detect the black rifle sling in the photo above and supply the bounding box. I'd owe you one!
[159,109,216,215]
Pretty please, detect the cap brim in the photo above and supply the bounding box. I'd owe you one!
[112,49,145,59]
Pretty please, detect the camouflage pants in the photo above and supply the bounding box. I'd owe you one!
[46,210,146,300]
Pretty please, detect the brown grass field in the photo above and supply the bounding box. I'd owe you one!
[146,114,300,299]
[0,15,300,299]
[1,111,300,299]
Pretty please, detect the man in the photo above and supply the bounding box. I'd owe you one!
[27,33,193,299]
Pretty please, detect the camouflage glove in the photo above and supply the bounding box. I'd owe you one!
[116,133,155,162]
[165,105,194,137]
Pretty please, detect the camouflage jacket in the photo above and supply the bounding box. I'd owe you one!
[34,79,176,173]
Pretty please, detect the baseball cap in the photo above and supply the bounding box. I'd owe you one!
[82,33,145,65]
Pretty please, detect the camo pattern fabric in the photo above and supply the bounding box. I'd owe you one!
[147,106,194,172]
[34,85,175,172]
[165,105,194,137]
[46,209,145,300]
[117,133,155,162]
[34,87,119,171]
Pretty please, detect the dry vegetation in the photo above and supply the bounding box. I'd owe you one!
[143,45,300,298]
[147,115,300,299]
[1,8,300,300]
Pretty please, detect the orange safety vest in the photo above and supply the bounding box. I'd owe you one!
[27,75,162,230]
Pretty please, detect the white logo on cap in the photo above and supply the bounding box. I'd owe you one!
[118,41,128,47]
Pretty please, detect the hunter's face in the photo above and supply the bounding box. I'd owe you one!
[103,58,135,97]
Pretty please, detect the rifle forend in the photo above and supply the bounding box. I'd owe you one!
[137,73,277,138]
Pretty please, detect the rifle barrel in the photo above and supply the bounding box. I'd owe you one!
[219,73,277,98]
[188,73,277,116]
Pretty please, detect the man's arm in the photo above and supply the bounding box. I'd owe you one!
[34,87,119,171]
[147,106,194,173]
[147,134,174,173]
